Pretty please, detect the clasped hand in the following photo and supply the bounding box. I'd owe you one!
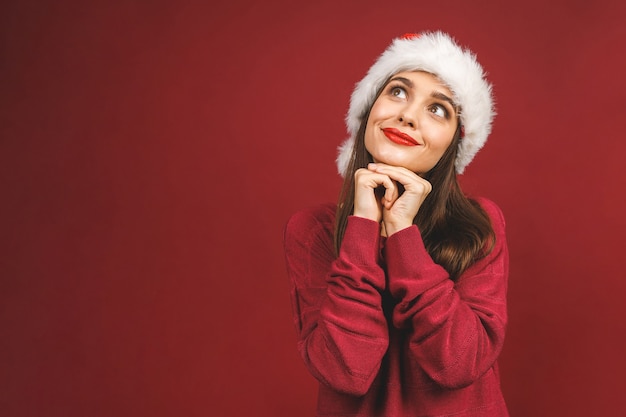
[353,163,432,236]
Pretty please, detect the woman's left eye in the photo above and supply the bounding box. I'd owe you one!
[429,104,447,118]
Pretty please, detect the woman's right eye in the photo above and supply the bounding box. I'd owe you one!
[390,87,407,98]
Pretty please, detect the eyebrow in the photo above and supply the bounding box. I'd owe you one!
[389,76,414,89]
[431,91,458,113]
[389,76,458,113]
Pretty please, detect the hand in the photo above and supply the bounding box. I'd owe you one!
[367,163,432,236]
[353,167,399,223]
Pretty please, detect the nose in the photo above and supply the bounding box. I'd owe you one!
[398,107,418,129]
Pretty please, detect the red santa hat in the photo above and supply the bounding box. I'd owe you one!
[337,31,495,175]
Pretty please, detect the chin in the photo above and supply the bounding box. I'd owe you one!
[377,156,417,170]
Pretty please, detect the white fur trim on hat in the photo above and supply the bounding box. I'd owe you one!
[336,31,495,175]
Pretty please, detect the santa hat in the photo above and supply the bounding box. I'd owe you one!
[337,31,495,175]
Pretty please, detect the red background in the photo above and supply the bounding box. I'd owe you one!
[2,0,626,416]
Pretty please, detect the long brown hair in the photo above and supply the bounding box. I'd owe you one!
[334,81,495,280]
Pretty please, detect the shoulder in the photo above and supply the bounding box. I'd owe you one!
[283,203,337,274]
[461,197,509,277]
[472,197,505,227]
[285,203,336,232]
[284,203,337,246]
[472,196,506,234]
[472,197,506,242]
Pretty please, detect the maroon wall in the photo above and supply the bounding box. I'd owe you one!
[2,0,626,416]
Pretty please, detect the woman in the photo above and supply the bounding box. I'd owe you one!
[284,31,509,416]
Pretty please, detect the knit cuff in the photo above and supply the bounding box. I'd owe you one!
[339,216,382,267]
[384,225,446,283]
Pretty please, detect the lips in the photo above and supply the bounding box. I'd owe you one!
[382,128,419,146]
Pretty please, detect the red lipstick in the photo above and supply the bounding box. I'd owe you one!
[382,128,419,146]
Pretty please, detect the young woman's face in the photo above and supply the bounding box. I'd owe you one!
[364,71,459,174]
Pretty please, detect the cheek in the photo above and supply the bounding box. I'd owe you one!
[363,126,376,154]
[430,126,456,152]
[368,98,394,122]
[364,105,384,148]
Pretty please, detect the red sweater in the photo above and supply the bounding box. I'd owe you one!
[284,198,509,416]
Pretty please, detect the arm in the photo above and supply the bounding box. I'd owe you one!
[284,206,389,396]
[384,199,509,389]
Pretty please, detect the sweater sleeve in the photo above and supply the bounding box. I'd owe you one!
[383,198,509,389]
[284,207,389,396]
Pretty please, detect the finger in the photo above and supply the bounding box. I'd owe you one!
[369,163,417,182]
[383,179,398,205]
[356,169,395,191]
[356,170,399,210]
[369,164,431,193]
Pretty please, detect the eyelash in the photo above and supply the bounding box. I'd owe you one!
[429,103,449,119]
[388,85,406,98]
[386,84,450,119]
